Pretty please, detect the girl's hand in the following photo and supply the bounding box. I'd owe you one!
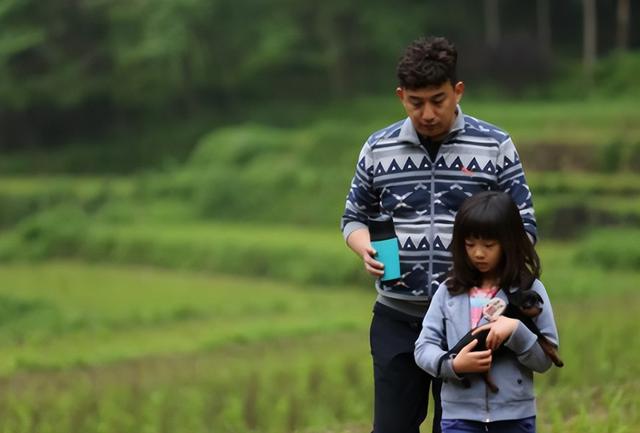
[484,316,519,350]
[452,339,492,374]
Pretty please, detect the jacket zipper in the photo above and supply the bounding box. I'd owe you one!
[428,148,436,294]
[484,383,490,423]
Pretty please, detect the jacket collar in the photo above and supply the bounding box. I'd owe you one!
[447,287,513,338]
[474,289,510,328]
[398,104,466,146]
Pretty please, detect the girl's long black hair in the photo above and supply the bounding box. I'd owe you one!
[447,191,540,295]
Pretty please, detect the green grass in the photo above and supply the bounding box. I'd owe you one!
[0,165,637,433]
[314,96,640,148]
[0,176,134,229]
[0,216,366,286]
[463,99,640,148]
[0,261,372,375]
[528,172,640,195]
[1,95,639,432]
[0,251,637,433]
[0,331,374,433]
[1,239,618,372]
[2,143,640,232]
[574,228,640,271]
[3,205,640,290]
[537,295,640,433]
[0,176,133,197]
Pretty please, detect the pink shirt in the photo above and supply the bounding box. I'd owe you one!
[469,286,499,327]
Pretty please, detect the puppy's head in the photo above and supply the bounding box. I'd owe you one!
[517,289,544,317]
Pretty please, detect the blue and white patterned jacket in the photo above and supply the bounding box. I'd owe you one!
[341,107,537,302]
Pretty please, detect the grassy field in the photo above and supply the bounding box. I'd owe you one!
[0,261,371,375]
[0,237,638,433]
[0,214,636,432]
[1,97,639,432]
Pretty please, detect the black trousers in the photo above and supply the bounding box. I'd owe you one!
[370,302,442,433]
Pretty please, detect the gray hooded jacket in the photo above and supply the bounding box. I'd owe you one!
[414,279,559,422]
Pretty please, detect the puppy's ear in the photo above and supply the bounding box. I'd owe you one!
[520,290,544,310]
[519,271,535,292]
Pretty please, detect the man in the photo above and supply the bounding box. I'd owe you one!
[340,36,537,433]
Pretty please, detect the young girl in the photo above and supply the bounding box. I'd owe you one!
[414,191,559,433]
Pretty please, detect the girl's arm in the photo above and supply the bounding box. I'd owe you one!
[503,279,560,373]
[414,284,465,380]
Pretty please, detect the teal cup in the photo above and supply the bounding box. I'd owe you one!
[369,216,401,281]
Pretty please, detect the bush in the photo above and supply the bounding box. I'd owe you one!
[593,51,640,98]
[0,220,369,287]
[0,187,77,229]
[547,51,640,100]
[0,177,133,229]
[0,205,90,260]
[81,223,368,287]
[173,122,360,226]
[574,228,640,271]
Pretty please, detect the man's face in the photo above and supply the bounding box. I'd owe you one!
[396,81,464,140]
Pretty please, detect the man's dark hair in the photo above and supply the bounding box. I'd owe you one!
[396,36,458,89]
[447,191,540,295]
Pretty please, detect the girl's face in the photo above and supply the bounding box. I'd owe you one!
[464,237,502,277]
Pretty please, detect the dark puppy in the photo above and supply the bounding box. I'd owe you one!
[506,289,563,368]
[440,289,563,393]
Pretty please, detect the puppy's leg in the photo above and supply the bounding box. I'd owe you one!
[538,337,564,367]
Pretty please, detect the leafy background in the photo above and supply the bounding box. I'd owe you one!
[0,1,639,432]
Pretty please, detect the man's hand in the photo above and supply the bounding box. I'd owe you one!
[452,339,492,374]
[346,228,384,277]
[362,246,385,277]
[481,316,519,351]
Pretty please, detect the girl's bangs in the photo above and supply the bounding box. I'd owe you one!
[458,205,503,240]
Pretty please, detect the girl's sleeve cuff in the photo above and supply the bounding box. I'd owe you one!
[504,321,537,354]
[440,356,464,381]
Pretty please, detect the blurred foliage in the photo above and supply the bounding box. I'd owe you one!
[1,95,640,174]
[592,50,640,98]
[0,171,639,287]
[0,5,638,430]
[0,0,431,150]
[0,176,130,228]
[0,0,639,156]
[544,51,640,100]
[0,111,640,232]
[0,212,367,286]
[574,228,640,271]
[184,123,356,223]
[2,205,89,259]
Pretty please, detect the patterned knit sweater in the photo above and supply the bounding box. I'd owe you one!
[341,106,537,303]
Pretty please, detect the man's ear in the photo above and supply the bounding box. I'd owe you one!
[454,81,465,104]
[395,87,405,100]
